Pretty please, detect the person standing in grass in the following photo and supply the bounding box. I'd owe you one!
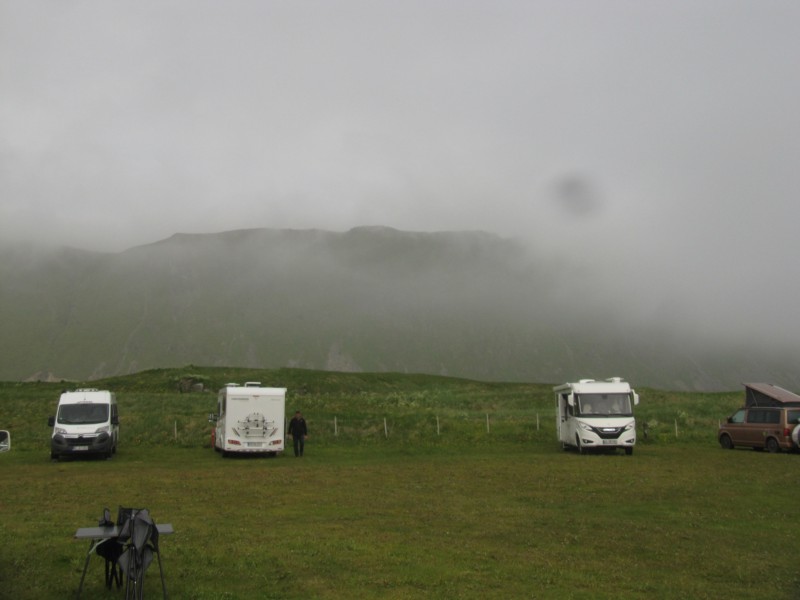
[287,410,308,457]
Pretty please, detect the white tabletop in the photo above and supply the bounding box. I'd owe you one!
[74,523,174,539]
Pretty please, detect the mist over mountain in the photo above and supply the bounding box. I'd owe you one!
[1,226,796,391]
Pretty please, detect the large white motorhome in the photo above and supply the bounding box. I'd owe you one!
[48,389,119,459]
[210,382,286,456]
[555,378,639,455]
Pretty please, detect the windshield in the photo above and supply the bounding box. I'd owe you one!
[577,393,633,417]
[57,403,109,425]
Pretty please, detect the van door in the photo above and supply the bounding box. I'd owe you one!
[558,393,574,445]
[111,403,119,452]
[215,393,226,450]
[743,409,764,447]
[726,409,747,446]
[744,409,779,448]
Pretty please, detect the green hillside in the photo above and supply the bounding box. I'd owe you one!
[2,227,798,390]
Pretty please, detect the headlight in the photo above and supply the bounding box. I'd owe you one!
[624,422,635,431]
[95,425,110,434]
[54,427,67,435]
[579,422,593,432]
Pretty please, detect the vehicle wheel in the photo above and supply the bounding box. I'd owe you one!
[576,435,585,455]
[765,437,780,453]
[50,452,58,460]
[719,434,734,450]
[625,447,633,455]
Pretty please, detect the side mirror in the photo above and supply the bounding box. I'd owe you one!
[111,415,120,425]
[0,430,10,452]
[632,393,640,406]
[48,416,55,427]
[208,413,218,423]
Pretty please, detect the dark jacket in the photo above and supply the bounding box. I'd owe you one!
[287,416,307,437]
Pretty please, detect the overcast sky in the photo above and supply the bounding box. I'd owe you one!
[3,1,800,343]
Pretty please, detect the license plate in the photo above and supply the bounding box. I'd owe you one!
[602,440,617,445]
[246,442,262,447]
[74,446,89,451]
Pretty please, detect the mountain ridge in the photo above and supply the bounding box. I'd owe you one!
[1,226,797,391]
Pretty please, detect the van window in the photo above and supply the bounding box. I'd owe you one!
[786,409,800,425]
[747,409,779,424]
[58,404,109,425]
[746,410,764,424]
[729,409,745,424]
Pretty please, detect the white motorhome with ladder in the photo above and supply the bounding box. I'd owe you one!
[555,378,639,455]
[210,382,286,456]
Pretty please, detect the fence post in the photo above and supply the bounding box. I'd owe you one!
[536,413,540,431]
[436,415,440,436]
[174,421,177,442]
[334,416,338,436]
[486,413,490,433]
[384,417,388,439]
[674,419,678,437]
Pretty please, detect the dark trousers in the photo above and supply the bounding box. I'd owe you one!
[293,435,304,457]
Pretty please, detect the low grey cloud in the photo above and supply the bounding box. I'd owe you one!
[2,0,800,354]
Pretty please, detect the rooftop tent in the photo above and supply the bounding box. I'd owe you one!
[743,383,800,408]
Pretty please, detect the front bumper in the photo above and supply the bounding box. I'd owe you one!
[51,432,112,456]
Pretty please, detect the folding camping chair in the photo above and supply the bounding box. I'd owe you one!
[117,508,168,599]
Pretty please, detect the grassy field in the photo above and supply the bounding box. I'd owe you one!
[1,368,798,599]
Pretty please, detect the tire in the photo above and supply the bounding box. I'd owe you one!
[719,434,734,450]
[765,437,780,453]
[625,447,633,455]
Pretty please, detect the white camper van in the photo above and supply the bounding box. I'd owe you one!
[210,382,286,456]
[48,389,119,459]
[555,378,639,455]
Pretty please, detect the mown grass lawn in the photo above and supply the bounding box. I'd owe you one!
[2,442,799,599]
[0,369,798,599]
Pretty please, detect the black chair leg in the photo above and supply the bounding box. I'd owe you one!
[104,558,122,589]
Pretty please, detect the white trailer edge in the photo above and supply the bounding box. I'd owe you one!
[210,382,286,456]
[555,377,639,455]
